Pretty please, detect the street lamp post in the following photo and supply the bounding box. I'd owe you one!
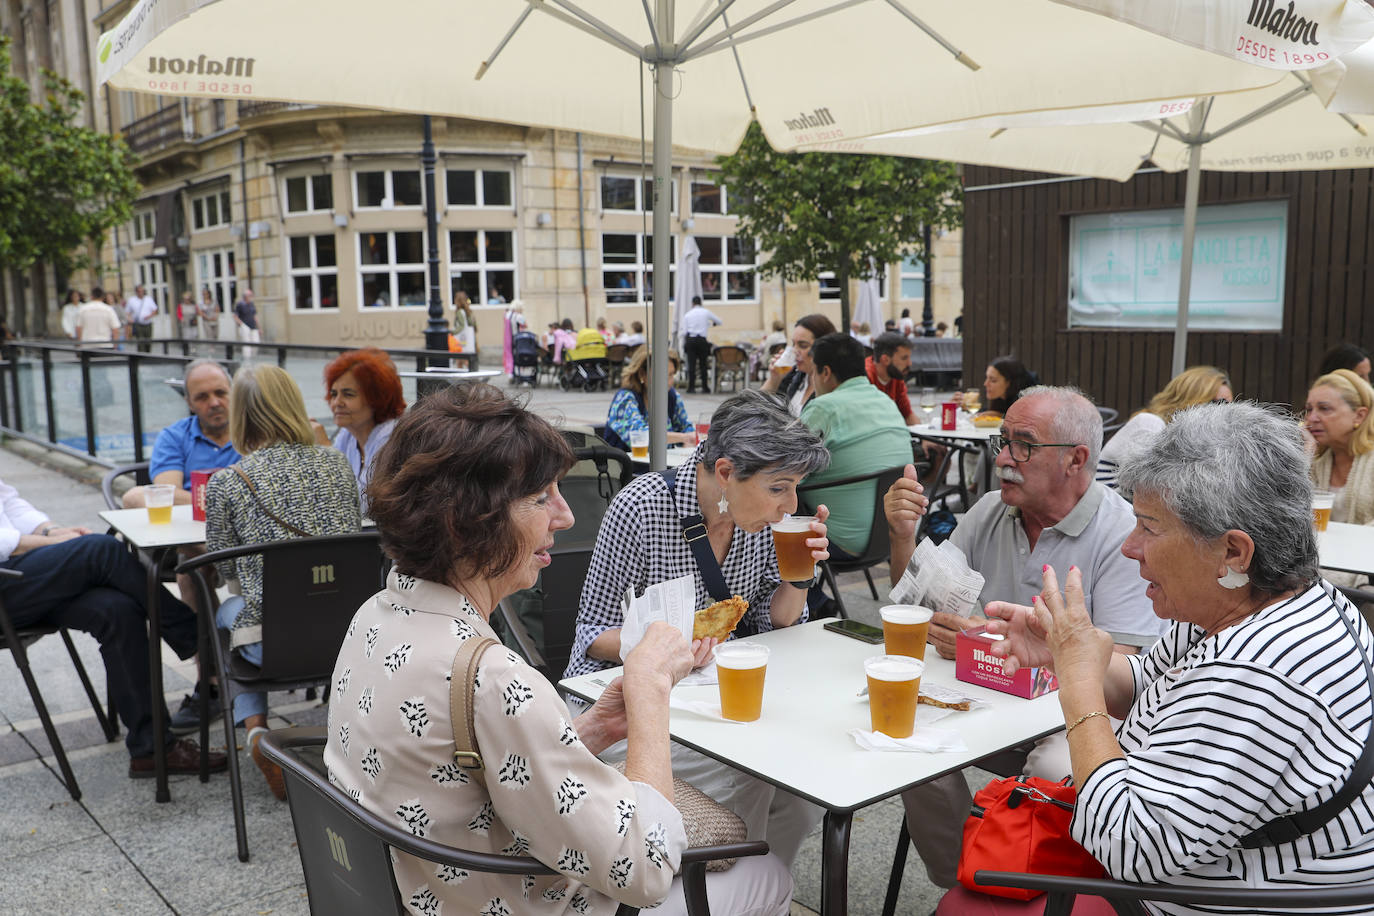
[420,115,451,395]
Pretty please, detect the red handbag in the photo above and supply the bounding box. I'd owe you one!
[957,775,1107,901]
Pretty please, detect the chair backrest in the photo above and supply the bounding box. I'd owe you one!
[557,446,633,551]
[712,345,746,368]
[798,465,907,565]
[536,546,596,679]
[100,461,151,511]
[606,343,629,364]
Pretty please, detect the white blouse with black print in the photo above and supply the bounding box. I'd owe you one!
[324,569,686,916]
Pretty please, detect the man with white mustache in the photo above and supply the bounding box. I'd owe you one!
[880,385,1163,893]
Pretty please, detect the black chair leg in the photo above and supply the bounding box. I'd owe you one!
[820,562,848,619]
[60,630,118,742]
[681,861,709,916]
[12,642,82,800]
[863,567,879,601]
[882,817,911,916]
[221,688,250,862]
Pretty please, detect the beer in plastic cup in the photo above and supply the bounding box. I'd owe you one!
[190,469,215,522]
[1313,490,1334,531]
[145,484,175,525]
[715,642,770,722]
[630,429,649,460]
[771,515,816,582]
[940,402,958,430]
[865,655,924,739]
[880,605,933,660]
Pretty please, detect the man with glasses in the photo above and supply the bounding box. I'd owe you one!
[881,386,1163,893]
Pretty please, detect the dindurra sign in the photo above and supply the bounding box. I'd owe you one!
[146,54,255,77]
[1245,0,1320,46]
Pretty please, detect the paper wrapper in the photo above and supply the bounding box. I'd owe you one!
[890,538,985,617]
[618,575,696,660]
[849,726,967,753]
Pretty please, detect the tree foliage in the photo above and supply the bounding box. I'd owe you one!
[0,36,139,275]
[716,122,962,330]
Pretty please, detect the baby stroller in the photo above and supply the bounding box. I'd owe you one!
[560,327,609,391]
[510,330,541,387]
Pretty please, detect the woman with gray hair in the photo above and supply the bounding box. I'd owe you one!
[568,388,831,864]
[946,401,1374,914]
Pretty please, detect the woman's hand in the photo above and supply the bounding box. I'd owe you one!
[624,621,694,689]
[883,466,928,542]
[1039,565,1114,685]
[309,419,331,446]
[983,600,1053,674]
[690,636,718,669]
[807,505,831,564]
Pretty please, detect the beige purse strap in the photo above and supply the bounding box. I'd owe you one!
[449,636,499,786]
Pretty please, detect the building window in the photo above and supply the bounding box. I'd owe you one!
[354,169,422,209]
[446,168,512,207]
[134,259,169,312]
[601,233,674,304]
[697,235,756,302]
[600,175,675,213]
[284,174,334,214]
[194,247,237,321]
[690,179,729,215]
[131,210,155,243]
[449,229,515,305]
[818,268,889,303]
[900,255,925,300]
[288,235,338,310]
[358,231,426,308]
[191,189,232,232]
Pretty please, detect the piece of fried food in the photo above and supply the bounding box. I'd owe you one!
[918,694,971,712]
[971,411,1004,428]
[693,595,749,641]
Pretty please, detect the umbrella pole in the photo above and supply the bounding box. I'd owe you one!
[1171,103,1206,377]
[649,0,674,470]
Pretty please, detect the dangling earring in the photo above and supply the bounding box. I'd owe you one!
[1217,567,1249,589]
[717,491,730,515]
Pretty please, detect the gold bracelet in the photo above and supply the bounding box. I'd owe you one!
[1064,710,1109,737]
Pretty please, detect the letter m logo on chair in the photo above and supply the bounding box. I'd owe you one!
[326,826,352,871]
[311,564,335,585]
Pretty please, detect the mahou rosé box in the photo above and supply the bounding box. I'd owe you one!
[955,625,1058,699]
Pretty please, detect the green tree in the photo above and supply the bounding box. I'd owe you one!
[716,123,962,331]
[0,36,139,309]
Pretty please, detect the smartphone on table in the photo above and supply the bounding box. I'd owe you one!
[823,618,884,644]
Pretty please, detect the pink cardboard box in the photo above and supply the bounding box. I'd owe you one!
[955,625,1058,699]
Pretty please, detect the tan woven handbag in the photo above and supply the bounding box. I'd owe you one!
[611,760,746,872]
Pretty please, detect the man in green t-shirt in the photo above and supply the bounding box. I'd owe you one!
[800,332,914,556]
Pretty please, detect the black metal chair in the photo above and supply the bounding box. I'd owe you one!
[1098,406,1122,440]
[798,465,908,617]
[176,530,385,862]
[973,870,1374,915]
[0,569,119,800]
[711,345,748,393]
[606,343,631,386]
[495,545,596,685]
[100,461,151,511]
[260,727,767,915]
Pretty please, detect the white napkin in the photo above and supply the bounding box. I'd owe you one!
[849,726,966,753]
[678,660,718,686]
[669,694,746,724]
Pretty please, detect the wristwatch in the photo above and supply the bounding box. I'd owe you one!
[38,524,56,537]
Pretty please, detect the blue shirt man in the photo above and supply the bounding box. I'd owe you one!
[125,359,240,507]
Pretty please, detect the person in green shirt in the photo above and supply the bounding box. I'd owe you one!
[801,333,915,556]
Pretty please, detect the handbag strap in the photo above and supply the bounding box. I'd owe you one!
[448,635,499,787]
[658,469,731,602]
[232,465,311,538]
[1240,588,1374,848]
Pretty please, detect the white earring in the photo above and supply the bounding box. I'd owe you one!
[717,492,729,515]
[1218,567,1249,589]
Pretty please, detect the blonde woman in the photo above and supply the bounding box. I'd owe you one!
[603,347,696,452]
[1307,370,1374,589]
[1096,366,1233,488]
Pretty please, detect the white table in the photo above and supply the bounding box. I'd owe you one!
[100,505,207,801]
[1320,522,1374,576]
[631,447,693,471]
[908,421,1002,494]
[561,620,1065,915]
[397,368,502,384]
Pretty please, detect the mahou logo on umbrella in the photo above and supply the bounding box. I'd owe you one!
[1245,0,1321,46]
[146,54,255,77]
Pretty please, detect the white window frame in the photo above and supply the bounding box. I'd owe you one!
[191,188,233,232]
[353,169,423,210]
[601,232,675,305]
[689,178,730,216]
[357,230,427,309]
[134,259,169,312]
[131,210,155,243]
[696,234,758,303]
[288,234,339,311]
[193,246,237,324]
[283,174,334,215]
[600,174,676,214]
[447,228,517,305]
[817,268,889,303]
[444,167,514,209]
[899,255,925,301]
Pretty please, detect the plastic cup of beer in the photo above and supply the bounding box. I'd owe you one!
[880,605,933,660]
[630,429,649,460]
[145,484,175,525]
[865,655,924,739]
[715,642,770,722]
[1313,490,1334,531]
[771,515,817,582]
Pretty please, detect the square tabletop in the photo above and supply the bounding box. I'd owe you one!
[907,421,1002,442]
[1319,522,1374,577]
[99,505,206,549]
[561,619,1065,813]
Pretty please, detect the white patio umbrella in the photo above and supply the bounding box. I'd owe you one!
[98,0,1298,467]
[852,258,884,337]
[671,235,703,355]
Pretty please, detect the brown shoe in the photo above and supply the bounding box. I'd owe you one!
[250,731,287,801]
[129,738,229,779]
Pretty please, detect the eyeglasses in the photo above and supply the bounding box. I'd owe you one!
[988,435,1081,463]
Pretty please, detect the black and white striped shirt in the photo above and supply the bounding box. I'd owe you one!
[565,446,791,679]
[1073,581,1374,914]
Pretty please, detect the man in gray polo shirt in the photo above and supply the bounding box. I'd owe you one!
[882,386,1163,891]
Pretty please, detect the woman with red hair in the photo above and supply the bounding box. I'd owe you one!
[321,348,406,511]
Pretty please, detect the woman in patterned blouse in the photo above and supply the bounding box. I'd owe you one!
[324,383,794,916]
[603,347,696,453]
[206,365,360,800]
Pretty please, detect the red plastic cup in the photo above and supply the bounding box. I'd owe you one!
[191,469,214,521]
[940,402,958,430]
[696,421,710,444]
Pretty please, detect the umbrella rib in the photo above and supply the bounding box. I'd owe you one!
[1204,83,1312,143]
[679,0,740,53]
[882,0,980,70]
[547,0,650,58]
[720,8,757,112]
[475,6,535,80]
[1293,70,1370,137]
[640,0,663,57]
[679,0,807,62]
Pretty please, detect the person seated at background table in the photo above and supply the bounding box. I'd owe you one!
[850,321,872,347]
[801,333,912,558]
[884,386,1163,892]
[324,383,794,916]
[124,359,240,508]
[206,364,360,800]
[615,319,646,347]
[867,331,919,425]
[761,313,837,416]
[982,355,1036,415]
[0,476,228,778]
[568,389,832,865]
[1318,342,1371,382]
[551,317,578,364]
[1307,369,1374,588]
[315,347,406,513]
[603,347,696,453]
[1095,366,1232,489]
[942,401,1374,915]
